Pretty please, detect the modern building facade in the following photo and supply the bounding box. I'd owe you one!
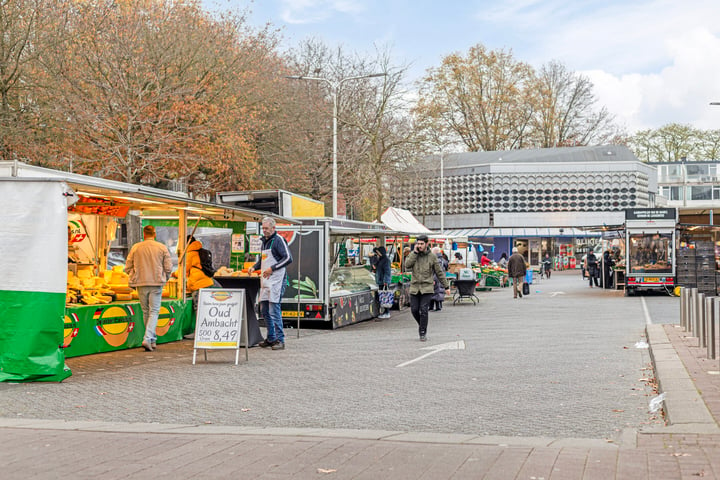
[394,144,657,230]
[392,145,658,266]
[656,161,720,225]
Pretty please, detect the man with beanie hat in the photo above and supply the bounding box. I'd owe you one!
[405,235,450,341]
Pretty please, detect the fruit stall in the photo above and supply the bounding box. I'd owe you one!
[0,162,288,382]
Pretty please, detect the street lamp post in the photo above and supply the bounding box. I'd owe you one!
[286,73,387,218]
[440,150,444,233]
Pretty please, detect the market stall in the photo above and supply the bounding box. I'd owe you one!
[0,162,292,382]
[273,218,396,329]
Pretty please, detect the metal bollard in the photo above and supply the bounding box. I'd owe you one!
[708,297,717,360]
[705,296,713,350]
[690,288,698,336]
[680,287,687,330]
[698,292,706,345]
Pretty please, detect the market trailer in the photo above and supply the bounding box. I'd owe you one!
[624,208,677,295]
[277,218,391,329]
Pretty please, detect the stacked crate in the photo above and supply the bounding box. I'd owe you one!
[695,242,716,296]
[676,247,697,289]
[677,242,716,296]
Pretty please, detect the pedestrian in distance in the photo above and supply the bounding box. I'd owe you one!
[585,250,600,287]
[507,247,527,299]
[125,225,173,352]
[479,251,492,266]
[405,235,450,341]
[249,217,293,350]
[497,252,508,268]
[430,246,448,312]
[542,253,553,279]
[603,250,615,289]
[374,246,392,319]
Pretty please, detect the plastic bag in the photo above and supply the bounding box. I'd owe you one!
[378,289,394,309]
[649,393,666,413]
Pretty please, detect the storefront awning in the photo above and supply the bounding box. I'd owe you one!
[440,227,601,238]
[0,161,299,224]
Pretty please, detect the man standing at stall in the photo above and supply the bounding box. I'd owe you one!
[249,217,293,350]
[125,225,173,352]
[405,235,450,342]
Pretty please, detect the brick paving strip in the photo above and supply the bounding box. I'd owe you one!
[2,417,720,479]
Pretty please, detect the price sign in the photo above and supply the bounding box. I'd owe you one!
[193,289,245,364]
[248,234,263,254]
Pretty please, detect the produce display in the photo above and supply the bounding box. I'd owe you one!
[475,265,508,287]
[66,265,178,305]
[66,267,131,305]
[214,265,261,277]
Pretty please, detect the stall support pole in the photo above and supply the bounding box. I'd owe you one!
[178,210,187,300]
[296,225,303,339]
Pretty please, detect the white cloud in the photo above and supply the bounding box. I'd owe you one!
[279,0,366,24]
[583,27,720,132]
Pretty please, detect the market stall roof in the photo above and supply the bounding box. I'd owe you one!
[441,227,601,238]
[0,161,298,223]
[380,207,432,235]
[294,217,395,237]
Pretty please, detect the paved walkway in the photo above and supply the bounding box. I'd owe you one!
[4,273,720,479]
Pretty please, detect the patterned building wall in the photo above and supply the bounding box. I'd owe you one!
[394,171,650,216]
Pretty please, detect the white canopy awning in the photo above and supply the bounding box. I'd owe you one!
[440,227,601,238]
[381,207,432,235]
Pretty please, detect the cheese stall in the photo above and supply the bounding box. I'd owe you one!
[0,162,290,382]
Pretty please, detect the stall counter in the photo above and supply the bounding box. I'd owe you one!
[63,299,193,358]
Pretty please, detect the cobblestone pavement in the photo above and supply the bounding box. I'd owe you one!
[0,271,660,440]
[5,270,720,479]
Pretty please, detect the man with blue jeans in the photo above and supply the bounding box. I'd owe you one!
[250,217,293,350]
[125,225,173,352]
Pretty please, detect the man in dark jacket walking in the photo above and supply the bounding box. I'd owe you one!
[405,235,450,341]
[507,247,527,299]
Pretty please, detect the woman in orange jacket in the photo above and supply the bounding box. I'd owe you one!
[172,236,215,293]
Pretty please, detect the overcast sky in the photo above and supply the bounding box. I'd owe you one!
[205,0,720,134]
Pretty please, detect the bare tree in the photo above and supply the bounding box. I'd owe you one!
[414,44,536,152]
[532,60,618,147]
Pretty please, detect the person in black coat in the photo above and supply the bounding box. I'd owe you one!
[603,250,615,289]
[585,251,599,287]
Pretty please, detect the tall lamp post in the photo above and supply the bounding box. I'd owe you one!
[286,73,387,218]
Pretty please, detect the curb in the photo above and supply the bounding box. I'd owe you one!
[644,324,719,432]
[0,417,620,449]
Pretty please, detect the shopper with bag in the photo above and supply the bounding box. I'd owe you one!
[430,246,448,311]
[374,246,393,319]
[507,247,527,299]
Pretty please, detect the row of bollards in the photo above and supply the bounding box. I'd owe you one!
[679,287,718,360]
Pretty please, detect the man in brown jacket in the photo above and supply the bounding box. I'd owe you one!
[125,225,173,351]
[405,235,450,341]
[507,247,527,299]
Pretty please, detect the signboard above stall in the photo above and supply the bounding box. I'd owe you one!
[625,208,677,221]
